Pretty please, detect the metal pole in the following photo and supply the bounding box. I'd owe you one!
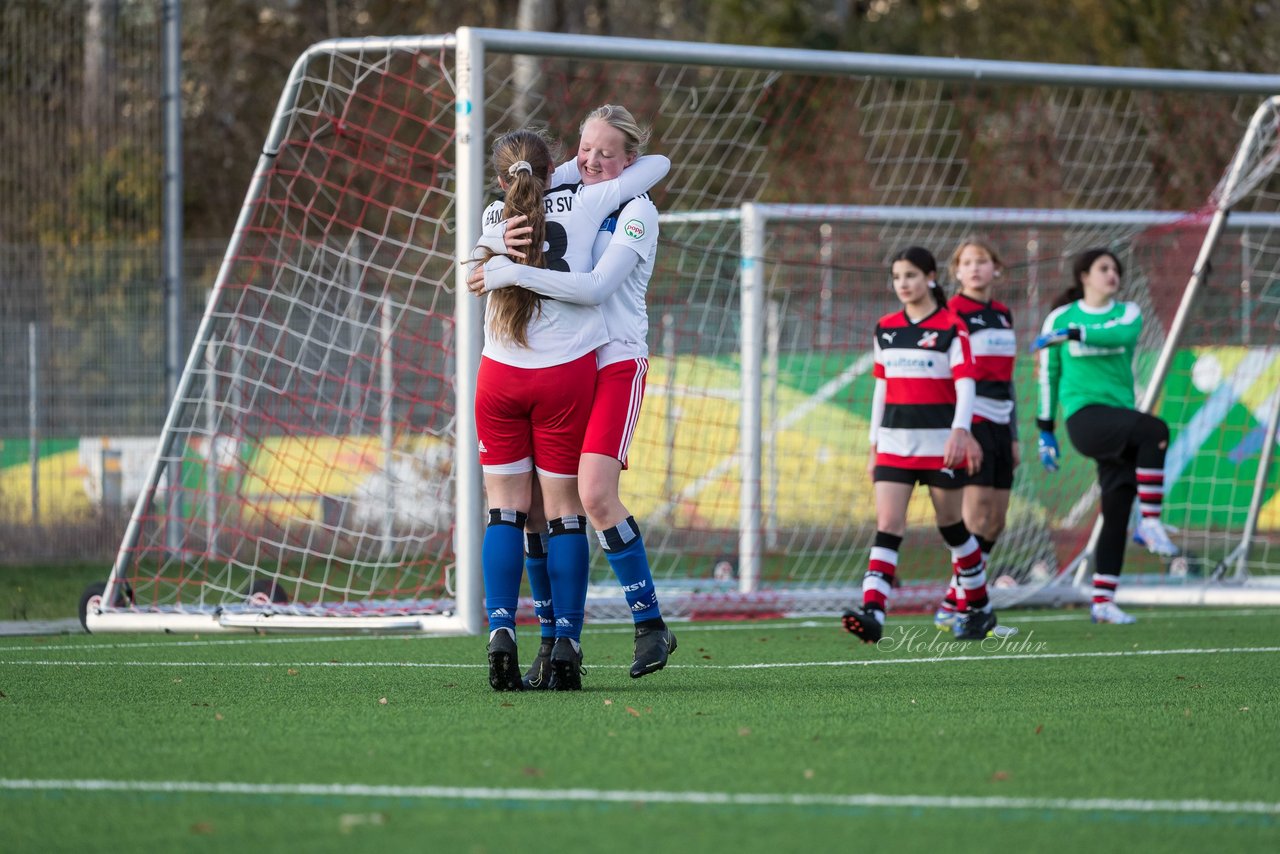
[661,311,677,519]
[1234,379,1280,579]
[1240,237,1252,347]
[380,290,396,558]
[453,28,487,635]
[765,299,780,551]
[162,0,184,555]
[818,223,833,348]
[1026,231,1040,328]
[738,203,765,593]
[27,322,39,528]
[204,331,218,558]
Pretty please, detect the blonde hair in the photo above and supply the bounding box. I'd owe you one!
[948,239,1005,280]
[482,129,558,348]
[580,104,650,156]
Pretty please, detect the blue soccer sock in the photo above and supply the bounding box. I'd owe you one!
[547,514,589,642]
[482,508,527,634]
[525,531,554,640]
[598,516,662,623]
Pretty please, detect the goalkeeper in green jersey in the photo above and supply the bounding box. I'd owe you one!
[1032,248,1181,625]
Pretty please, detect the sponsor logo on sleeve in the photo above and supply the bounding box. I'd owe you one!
[623,219,645,240]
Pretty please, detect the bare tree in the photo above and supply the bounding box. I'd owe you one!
[514,0,555,125]
[83,0,119,146]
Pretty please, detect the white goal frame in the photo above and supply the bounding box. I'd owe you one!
[89,28,1280,633]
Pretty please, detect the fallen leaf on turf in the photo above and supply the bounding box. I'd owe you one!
[991,771,1011,782]
[803,769,815,779]
[214,713,223,721]
[1175,675,1186,680]
[501,701,514,708]
[626,706,641,717]
[287,668,299,676]
[190,822,214,835]
[604,699,613,706]
[738,727,752,737]
[1035,725,1044,735]
[339,813,386,834]
[1239,707,1250,712]
[378,697,388,705]
[522,767,544,777]
[702,655,712,660]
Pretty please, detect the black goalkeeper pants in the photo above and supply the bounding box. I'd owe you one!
[1066,405,1170,575]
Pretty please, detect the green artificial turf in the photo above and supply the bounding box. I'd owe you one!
[1,608,1277,852]
[0,563,105,623]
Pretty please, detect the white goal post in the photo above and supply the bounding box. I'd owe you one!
[87,28,1280,633]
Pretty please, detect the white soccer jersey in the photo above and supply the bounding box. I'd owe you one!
[475,156,668,369]
[592,196,658,367]
[495,194,661,367]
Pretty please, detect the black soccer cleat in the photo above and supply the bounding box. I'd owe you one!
[630,622,677,678]
[522,639,554,690]
[486,629,523,692]
[548,637,584,691]
[953,608,998,640]
[841,606,883,643]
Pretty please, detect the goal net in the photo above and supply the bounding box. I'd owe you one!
[89,30,1280,632]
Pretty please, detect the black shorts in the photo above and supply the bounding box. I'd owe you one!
[1065,404,1161,495]
[874,465,965,490]
[960,420,1015,490]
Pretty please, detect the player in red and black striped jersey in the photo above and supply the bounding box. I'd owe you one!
[934,240,1020,632]
[841,247,1004,643]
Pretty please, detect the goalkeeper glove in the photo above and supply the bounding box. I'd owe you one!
[1038,431,1060,472]
[1030,327,1081,352]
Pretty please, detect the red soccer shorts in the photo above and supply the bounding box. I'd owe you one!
[474,352,597,476]
[581,358,648,468]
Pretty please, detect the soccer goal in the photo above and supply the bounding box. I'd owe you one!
[86,29,1280,632]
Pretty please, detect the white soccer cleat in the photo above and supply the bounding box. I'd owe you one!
[1134,517,1180,557]
[1091,601,1137,624]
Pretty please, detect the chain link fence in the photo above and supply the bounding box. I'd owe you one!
[0,2,209,561]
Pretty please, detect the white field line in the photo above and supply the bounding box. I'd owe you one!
[3,645,1279,671]
[0,607,1273,655]
[0,778,1275,816]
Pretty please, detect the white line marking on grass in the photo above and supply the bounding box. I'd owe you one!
[0,608,1272,655]
[0,778,1276,816]
[0,660,485,668]
[696,645,1280,669]
[3,645,1279,671]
